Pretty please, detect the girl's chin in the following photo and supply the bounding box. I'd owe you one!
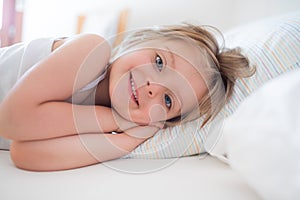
[111,105,152,125]
[126,116,151,126]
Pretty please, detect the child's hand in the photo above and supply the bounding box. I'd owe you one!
[112,111,140,132]
[124,125,160,139]
[112,110,163,139]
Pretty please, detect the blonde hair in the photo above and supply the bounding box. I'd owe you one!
[111,23,255,127]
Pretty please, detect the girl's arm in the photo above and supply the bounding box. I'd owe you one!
[10,126,159,171]
[0,34,119,141]
[10,133,142,171]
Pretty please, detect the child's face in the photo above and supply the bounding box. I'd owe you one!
[109,39,208,126]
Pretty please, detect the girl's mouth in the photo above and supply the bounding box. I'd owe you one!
[129,72,139,106]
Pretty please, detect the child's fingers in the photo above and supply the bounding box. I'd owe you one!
[111,110,138,131]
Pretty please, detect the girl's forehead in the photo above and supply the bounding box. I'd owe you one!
[137,38,196,52]
[135,39,207,72]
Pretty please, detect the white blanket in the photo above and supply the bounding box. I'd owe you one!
[222,69,300,200]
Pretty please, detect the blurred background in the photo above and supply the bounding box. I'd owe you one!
[1,0,300,47]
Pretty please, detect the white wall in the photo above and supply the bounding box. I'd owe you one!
[22,0,300,42]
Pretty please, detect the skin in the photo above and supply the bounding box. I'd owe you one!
[0,34,207,171]
[108,40,208,126]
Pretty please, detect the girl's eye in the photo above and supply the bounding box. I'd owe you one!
[155,55,164,71]
[164,94,172,109]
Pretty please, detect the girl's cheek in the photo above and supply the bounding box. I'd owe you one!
[148,104,167,123]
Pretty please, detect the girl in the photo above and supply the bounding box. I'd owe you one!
[0,23,254,171]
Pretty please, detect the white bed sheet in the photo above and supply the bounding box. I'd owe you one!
[0,150,260,200]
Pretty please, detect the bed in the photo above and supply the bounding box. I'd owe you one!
[0,151,260,200]
[1,10,300,200]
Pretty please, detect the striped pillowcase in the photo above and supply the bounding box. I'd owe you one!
[127,12,300,159]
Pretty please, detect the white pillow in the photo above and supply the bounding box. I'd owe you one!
[128,12,300,159]
[223,68,300,200]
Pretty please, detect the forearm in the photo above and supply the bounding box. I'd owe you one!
[9,123,160,171]
[0,101,119,141]
[10,132,145,171]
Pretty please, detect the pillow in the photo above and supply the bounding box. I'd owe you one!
[127,12,300,159]
[223,68,300,200]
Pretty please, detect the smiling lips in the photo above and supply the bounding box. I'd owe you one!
[129,72,139,106]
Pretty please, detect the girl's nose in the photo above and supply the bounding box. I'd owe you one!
[146,81,159,98]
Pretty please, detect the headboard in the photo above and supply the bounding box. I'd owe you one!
[76,9,129,47]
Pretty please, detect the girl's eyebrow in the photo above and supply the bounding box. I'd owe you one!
[164,46,175,69]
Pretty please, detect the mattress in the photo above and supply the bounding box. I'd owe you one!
[0,150,259,200]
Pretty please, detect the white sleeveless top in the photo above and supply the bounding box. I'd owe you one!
[0,37,106,149]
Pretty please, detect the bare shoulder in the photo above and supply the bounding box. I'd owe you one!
[51,33,112,81]
[52,34,111,54]
[75,33,110,48]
